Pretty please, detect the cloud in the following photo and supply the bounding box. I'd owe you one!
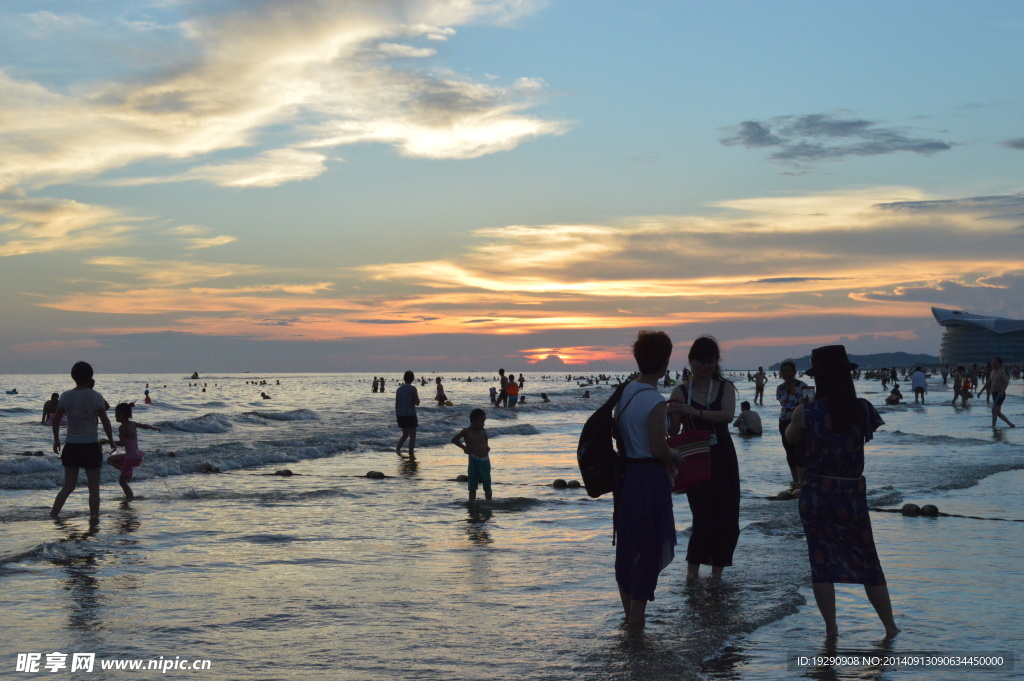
[21,187,1024,361]
[376,43,437,58]
[182,235,237,249]
[849,274,1024,319]
[0,196,139,257]
[0,1,565,193]
[720,113,952,168]
[9,338,104,354]
[112,149,329,188]
[1002,138,1024,151]
[22,10,94,32]
[83,256,265,287]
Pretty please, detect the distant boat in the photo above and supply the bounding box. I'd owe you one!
[190,371,200,380]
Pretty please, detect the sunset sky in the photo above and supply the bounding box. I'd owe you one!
[2,0,1023,373]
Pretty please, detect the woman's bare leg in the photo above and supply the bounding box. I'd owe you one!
[51,467,79,517]
[811,582,839,637]
[864,584,900,637]
[86,467,101,517]
[627,598,647,628]
[709,566,725,585]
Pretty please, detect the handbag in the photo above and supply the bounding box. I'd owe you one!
[666,389,713,492]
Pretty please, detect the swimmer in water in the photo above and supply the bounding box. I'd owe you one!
[42,392,60,424]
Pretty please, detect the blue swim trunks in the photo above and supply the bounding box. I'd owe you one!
[467,456,491,492]
[508,395,519,407]
[993,390,1006,407]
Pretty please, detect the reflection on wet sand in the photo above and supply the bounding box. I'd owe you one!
[51,518,104,636]
[465,506,493,546]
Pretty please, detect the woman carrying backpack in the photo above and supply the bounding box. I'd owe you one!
[613,330,682,628]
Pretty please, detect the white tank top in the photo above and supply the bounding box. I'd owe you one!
[614,381,665,459]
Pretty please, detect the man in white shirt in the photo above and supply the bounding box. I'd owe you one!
[911,367,928,404]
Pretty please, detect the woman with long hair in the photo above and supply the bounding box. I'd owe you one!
[668,336,740,584]
[786,345,899,638]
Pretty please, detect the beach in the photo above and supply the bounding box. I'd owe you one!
[1,371,1022,680]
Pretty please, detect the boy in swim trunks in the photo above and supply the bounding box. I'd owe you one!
[451,409,491,502]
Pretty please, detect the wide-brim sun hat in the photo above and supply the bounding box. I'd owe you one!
[804,344,859,377]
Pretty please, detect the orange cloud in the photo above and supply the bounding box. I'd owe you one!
[21,187,1024,350]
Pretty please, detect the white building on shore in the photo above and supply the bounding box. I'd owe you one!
[932,307,1024,365]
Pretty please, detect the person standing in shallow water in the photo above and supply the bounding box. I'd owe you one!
[753,367,767,406]
[395,371,420,459]
[668,336,740,585]
[776,360,808,484]
[786,345,899,639]
[614,330,681,628]
[50,361,116,518]
[981,357,1016,429]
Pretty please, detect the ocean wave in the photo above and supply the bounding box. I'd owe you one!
[245,409,320,422]
[490,424,542,437]
[165,413,234,433]
[0,407,35,414]
[886,429,984,446]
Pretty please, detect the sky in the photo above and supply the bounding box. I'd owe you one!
[2,0,1023,373]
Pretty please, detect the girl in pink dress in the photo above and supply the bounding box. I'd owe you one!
[107,403,161,500]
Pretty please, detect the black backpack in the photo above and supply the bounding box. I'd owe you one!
[576,383,629,498]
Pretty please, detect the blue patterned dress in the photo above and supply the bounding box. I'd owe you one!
[799,398,887,585]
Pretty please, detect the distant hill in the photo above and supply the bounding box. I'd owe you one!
[768,352,941,371]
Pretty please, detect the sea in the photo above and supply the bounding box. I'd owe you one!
[1,371,1021,680]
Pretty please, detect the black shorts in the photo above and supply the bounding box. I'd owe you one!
[396,414,418,429]
[779,421,803,469]
[61,442,103,469]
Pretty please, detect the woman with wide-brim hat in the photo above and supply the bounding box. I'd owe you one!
[786,345,899,638]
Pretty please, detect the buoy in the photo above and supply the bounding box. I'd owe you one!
[456,474,468,482]
[790,488,800,498]
[200,462,221,474]
[444,400,453,407]
[553,479,568,489]
[366,471,385,479]
[275,469,293,477]
[566,480,581,488]
[167,452,176,457]
[901,503,921,516]
[920,504,939,516]
[776,490,792,500]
